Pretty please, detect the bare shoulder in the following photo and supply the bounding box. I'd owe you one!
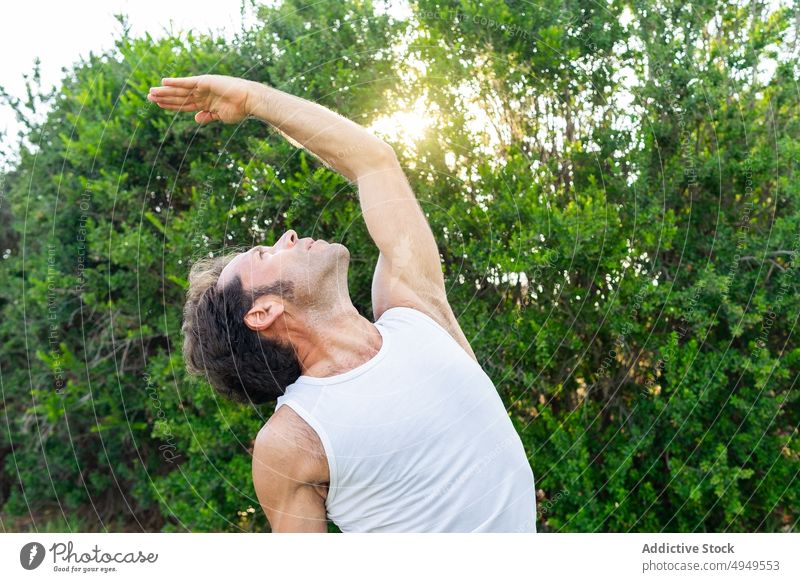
[253,405,329,488]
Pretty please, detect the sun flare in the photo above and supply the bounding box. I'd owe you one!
[368,95,434,153]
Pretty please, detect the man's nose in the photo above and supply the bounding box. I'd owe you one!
[278,229,298,249]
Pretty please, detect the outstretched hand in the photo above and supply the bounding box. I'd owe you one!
[147,74,254,124]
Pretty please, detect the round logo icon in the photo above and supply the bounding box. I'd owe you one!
[20,542,46,570]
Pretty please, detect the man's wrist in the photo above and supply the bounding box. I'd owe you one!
[244,81,269,119]
[243,80,267,118]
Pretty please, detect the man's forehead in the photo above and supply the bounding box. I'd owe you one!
[218,244,275,289]
[217,251,247,288]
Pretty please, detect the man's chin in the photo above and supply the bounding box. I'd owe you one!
[327,241,348,254]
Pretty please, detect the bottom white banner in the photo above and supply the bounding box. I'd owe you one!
[1,533,797,581]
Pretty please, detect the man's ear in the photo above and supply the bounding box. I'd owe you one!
[243,295,285,332]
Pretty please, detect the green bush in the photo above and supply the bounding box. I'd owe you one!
[0,0,796,532]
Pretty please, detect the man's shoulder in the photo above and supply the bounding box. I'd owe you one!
[252,405,331,527]
[253,404,328,485]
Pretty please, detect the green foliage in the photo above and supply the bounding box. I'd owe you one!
[1,0,797,532]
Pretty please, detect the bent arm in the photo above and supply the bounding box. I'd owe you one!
[246,83,476,360]
[149,75,475,359]
[244,84,448,304]
[243,82,428,270]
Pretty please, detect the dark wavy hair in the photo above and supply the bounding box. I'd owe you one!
[182,254,301,404]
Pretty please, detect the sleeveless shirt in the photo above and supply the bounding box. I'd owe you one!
[274,306,537,532]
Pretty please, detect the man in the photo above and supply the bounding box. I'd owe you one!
[149,75,537,532]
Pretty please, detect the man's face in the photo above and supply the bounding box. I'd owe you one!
[217,229,349,297]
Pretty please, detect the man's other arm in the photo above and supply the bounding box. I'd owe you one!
[252,406,329,533]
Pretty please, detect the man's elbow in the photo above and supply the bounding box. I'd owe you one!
[372,140,397,165]
[351,140,398,180]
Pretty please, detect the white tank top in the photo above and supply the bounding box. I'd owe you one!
[274,306,537,532]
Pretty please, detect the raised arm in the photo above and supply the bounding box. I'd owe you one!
[148,74,391,181]
[148,75,476,360]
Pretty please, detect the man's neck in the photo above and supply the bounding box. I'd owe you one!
[279,302,383,378]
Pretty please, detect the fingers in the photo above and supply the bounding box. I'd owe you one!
[195,111,217,124]
[161,76,200,88]
[148,95,197,106]
[146,76,216,122]
[154,102,200,112]
[149,86,192,98]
